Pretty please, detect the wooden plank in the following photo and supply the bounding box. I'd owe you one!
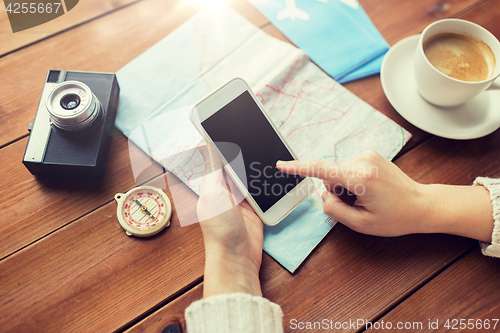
[0,0,140,56]
[454,0,500,38]
[126,283,204,332]
[0,2,270,330]
[345,0,495,155]
[0,0,270,258]
[0,0,489,150]
[370,249,500,332]
[2,1,498,332]
[126,128,500,331]
[126,124,500,331]
[118,1,500,330]
[125,232,474,333]
[261,0,491,156]
[0,0,269,148]
[393,135,500,186]
[260,23,429,156]
[0,132,165,260]
[360,0,491,46]
[3,0,487,260]
[127,93,500,333]
[265,109,500,330]
[0,174,204,332]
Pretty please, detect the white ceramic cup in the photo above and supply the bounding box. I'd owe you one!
[414,19,500,107]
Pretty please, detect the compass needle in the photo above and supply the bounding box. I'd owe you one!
[115,186,172,237]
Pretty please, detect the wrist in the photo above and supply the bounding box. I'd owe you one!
[417,184,446,234]
[418,183,494,242]
[407,183,438,234]
[204,246,262,298]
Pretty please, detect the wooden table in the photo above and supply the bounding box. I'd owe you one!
[1,0,499,332]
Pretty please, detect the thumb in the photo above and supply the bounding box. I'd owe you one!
[198,144,225,196]
[321,191,364,227]
[199,144,223,175]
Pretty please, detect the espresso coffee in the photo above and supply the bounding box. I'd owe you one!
[423,33,496,82]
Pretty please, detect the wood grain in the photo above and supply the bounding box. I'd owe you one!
[127,90,500,333]
[454,0,500,40]
[260,24,429,156]
[370,249,500,332]
[260,0,495,156]
[264,104,500,331]
[0,0,269,148]
[0,131,164,260]
[106,0,500,332]
[344,0,498,156]
[0,172,203,332]
[2,0,500,332]
[0,0,270,258]
[126,283,204,332]
[128,230,475,333]
[359,0,491,46]
[0,1,270,331]
[393,132,500,186]
[0,0,141,56]
[126,124,500,332]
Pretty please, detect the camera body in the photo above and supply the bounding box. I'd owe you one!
[23,70,120,179]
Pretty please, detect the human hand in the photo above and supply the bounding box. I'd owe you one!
[197,144,264,297]
[276,150,429,237]
[277,150,494,242]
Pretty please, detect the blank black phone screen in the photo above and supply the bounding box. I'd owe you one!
[202,90,304,212]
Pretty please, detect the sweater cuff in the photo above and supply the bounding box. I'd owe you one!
[473,177,500,258]
[185,292,283,333]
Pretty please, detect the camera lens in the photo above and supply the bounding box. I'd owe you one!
[60,93,81,110]
[46,81,102,131]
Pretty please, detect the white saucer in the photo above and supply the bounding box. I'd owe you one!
[381,35,500,140]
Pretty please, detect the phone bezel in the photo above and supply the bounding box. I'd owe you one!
[191,78,314,226]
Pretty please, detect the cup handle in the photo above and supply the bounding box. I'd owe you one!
[487,76,500,90]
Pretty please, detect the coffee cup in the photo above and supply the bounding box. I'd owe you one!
[414,19,500,107]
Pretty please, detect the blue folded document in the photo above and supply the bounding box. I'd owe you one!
[249,0,389,82]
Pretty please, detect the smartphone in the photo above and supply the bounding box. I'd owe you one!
[191,78,314,226]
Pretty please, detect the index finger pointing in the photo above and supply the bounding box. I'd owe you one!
[276,160,347,185]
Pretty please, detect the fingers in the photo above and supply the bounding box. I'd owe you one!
[321,191,364,228]
[276,160,348,187]
[223,168,246,205]
[198,144,241,208]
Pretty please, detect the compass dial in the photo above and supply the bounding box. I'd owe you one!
[115,186,172,237]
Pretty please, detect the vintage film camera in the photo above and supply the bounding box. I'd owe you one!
[23,70,120,179]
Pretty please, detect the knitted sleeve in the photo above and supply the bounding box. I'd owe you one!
[185,292,283,333]
[473,177,500,258]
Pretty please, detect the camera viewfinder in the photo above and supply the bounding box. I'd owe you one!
[47,70,61,83]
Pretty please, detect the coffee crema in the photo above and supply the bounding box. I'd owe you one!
[423,32,496,82]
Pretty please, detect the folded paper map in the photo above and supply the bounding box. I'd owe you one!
[115,4,411,272]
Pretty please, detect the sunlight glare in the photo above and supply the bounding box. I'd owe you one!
[183,0,226,7]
